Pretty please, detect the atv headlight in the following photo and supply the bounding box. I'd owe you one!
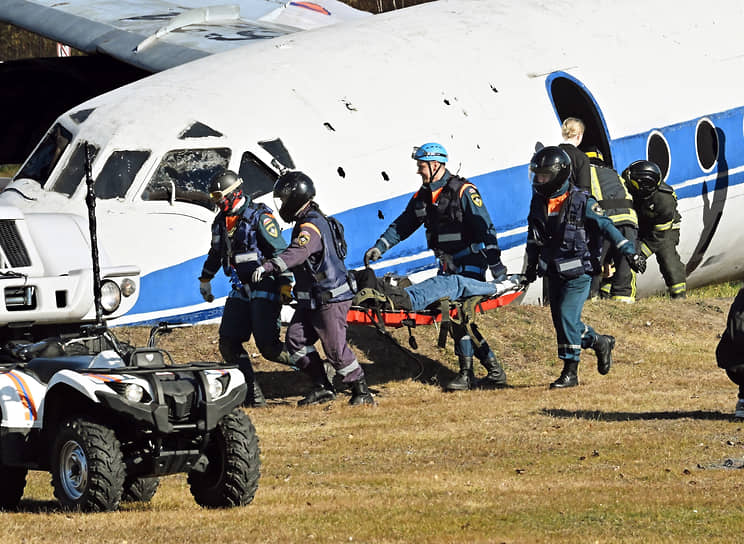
[124,383,145,403]
[100,280,122,314]
[207,374,231,400]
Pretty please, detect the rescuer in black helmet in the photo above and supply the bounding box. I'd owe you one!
[584,146,639,302]
[524,146,646,388]
[198,169,292,407]
[622,160,686,299]
[252,171,375,406]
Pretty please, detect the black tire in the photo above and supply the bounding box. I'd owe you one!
[121,476,160,503]
[50,418,126,512]
[0,465,27,509]
[188,409,260,508]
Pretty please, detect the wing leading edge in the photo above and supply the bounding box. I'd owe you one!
[0,0,370,72]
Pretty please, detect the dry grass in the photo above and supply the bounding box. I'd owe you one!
[4,289,744,543]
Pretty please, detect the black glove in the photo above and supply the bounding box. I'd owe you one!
[627,253,647,274]
[524,266,537,284]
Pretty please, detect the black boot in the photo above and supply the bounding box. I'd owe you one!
[445,356,475,391]
[298,357,336,406]
[593,334,615,375]
[349,377,375,406]
[477,353,508,389]
[550,361,579,389]
[239,358,267,407]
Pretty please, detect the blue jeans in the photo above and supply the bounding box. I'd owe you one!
[404,275,496,311]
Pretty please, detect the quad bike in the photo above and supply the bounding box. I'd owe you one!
[0,321,260,511]
[0,145,259,511]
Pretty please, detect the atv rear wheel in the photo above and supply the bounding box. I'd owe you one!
[0,465,27,509]
[188,409,260,508]
[51,418,126,512]
[122,476,160,503]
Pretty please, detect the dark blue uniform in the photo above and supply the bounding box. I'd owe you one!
[372,170,507,389]
[201,201,290,369]
[526,182,635,377]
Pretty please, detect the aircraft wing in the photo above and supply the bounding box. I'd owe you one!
[0,0,370,72]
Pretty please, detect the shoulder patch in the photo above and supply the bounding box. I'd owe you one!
[469,188,483,208]
[296,230,312,246]
[266,223,279,238]
[591,202,605,216]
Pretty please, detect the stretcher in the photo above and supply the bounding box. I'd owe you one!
[347,274,527,360]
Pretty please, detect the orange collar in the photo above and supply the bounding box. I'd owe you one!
[547,191,569,216]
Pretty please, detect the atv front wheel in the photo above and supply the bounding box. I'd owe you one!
[0,465,27,509]
[51,418,126,512]
[122,476,160,503]
[188,409,260,508]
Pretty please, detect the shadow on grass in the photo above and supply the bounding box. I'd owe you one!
[7,499,61,513]
[541,408,736,422]
[255,324,456,403]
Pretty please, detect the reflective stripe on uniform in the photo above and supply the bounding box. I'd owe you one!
[653,220,675,231]
[611,295,635,303]
[669,282,686,295]
[336,359,361,377]
[640,242,653,257]
[438,233,462,243]
[289,345,317,363]
[234,252,258,264]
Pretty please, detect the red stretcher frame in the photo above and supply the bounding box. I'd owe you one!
[347,289,523,328]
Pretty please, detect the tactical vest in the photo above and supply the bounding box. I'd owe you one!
[292,208,354,309]
[212,202,272,285]
[411,175,479,256]
[589,165,638,228]
[530,186,601,278]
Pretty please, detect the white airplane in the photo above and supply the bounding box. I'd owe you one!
[1,0,743,337]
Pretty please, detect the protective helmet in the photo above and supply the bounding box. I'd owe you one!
[584,146,605,166]
[209,169,244,214]
[273,170,316,222]
[622,160,662,198]
[412,142,448,163]
[529,146,572,196]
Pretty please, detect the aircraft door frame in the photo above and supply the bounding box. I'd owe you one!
[546,72,613,169]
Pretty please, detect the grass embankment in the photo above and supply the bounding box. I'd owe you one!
[4,285,744,543]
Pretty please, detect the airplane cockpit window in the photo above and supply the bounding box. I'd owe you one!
[14,123,72,188]
[239,152,277,199]
[178,122,223,139]
[70,108,95,125]
[141,148,230,210]
[258,139,295,169]
[51,142,100,197]
[94,150,151,199]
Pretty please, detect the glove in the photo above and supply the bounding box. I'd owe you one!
[490,265,507,283]
[627,253,647,274]
[524,266,537,284]
[279,284,293,305]
[365,247,382,264]
[251,265,266,284]
[199,278,214,303]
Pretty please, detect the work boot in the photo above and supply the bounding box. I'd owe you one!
[298,357,336,406]
[245,381,267,408]
[298,385,336,406]
[239,358,267,407]
[477,354,508,389]
[445,356,475,391]
[349,377,375,406]
[550,362,579,389]
[593,334,615,376]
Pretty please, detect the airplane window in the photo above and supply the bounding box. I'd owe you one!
[178,122,223,139]
[696,119,718,171]
[141,148,231,210]
[51,143,100,197]
[239,152,277,198]
[94,150,151,199]
[70,108,95,125]
[258,139,295,169]
[15,123,72,188]
[647,132,670,181]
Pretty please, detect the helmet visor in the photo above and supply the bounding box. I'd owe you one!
[411,146,446,162]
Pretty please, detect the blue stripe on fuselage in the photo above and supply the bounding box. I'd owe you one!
[126,105,744,320]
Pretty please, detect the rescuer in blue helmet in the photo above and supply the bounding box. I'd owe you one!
[364,142,509,392]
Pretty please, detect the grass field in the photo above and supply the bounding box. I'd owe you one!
[3,287,744,543]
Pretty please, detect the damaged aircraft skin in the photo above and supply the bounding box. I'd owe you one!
[1,0,743,333]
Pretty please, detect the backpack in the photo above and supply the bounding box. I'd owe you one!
[326,215,348,261]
